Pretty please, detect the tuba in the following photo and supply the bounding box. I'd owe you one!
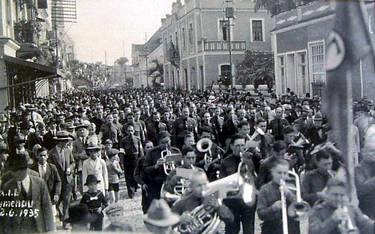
[160,146,182,175]
[197,138,213,168]
[177,201,221,234]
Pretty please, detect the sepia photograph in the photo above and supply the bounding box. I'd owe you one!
[0,0,374,233]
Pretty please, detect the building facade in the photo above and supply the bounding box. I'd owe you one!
[272,1,375,100]
[160,0,273,90]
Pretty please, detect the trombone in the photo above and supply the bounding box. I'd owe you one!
[160,146,182,175]
[279,169,311,234]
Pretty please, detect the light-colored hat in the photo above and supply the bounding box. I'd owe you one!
[143,199,180,227]
[53,131,73,141]
[86,142,102,150]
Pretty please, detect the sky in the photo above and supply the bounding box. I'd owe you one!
[66,0,175,65]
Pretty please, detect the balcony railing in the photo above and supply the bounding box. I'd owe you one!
[199,40,246,52]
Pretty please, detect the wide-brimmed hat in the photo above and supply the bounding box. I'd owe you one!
[53,131,73,141]
[143,199,180,227]
[84,174,100,185]
[76,120,90,129]
[86,142,102,151]
[65,204,96,224]
[10,151,29,171]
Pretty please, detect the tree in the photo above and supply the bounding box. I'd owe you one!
[148,59,164,88]
[236,50,274,90]
[255,0,296,16]
[115,57,129,85]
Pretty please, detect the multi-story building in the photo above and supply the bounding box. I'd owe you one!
[131,27,164,88]
[0,0,63,110]
[272,1,375,100]
[160,0,273,90]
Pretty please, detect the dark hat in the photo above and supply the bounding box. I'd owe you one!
[85,174,100,185]
[65,204,96,224]
[11,151,29,171]
[86,142,102,151]
[158,131,171,140]
[143,199,180,227]
[14,133,26,143]
[63,122,75,129]
[284,126,296,135]
[53,131,74,141]
[104,139,113,145]
[107,148,119,158]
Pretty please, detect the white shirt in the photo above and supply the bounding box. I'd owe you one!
[18,174,30,194]
[38,164,47,178]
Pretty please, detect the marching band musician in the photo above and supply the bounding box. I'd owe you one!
[309,178,375,234]
[301,148,335,206]
[356,127,375,219]
[220,134,257,234]
[172,106,198,149]
[162,146,196,206]
[195,126,223,181]
[147,112,168,146]
[171,168,234,224]
[257,158,300,234]
[142,131,180,207]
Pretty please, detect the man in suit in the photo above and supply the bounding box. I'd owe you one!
[72,122,90,195]
[48,130,75,228]
[30,147,61,204]
[120,123,144,198]
[269,107,290,141]
[0,151,55,233]
[43,120,58,150]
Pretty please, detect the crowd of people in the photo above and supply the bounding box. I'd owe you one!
[0,87,375,234]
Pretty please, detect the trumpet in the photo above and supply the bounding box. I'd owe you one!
[160,146,182,175]
[338,205,358,234]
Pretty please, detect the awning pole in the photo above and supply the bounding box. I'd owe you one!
[0,74,58,90]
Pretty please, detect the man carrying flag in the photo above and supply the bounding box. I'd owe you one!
[310,1,375,233]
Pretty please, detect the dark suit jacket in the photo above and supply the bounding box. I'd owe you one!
[0,175,55,233]
[30,163,62,199]
[48,146,75,185]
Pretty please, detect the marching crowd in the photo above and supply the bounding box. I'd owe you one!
[0,87,375,234]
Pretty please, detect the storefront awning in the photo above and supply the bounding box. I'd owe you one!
[1,55,62,89]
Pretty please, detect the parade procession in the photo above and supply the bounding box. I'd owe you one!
[1,0,375,233]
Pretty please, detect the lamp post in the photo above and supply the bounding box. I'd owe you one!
[225,1,234,93]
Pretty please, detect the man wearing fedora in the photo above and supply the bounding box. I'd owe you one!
[65,204,95,232]
[30,147,61,205]
[72,121,90,195]
[48,130,75,228]
[144,199,180,234]
[0,151,55,233]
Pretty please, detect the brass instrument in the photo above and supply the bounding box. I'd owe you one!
[338,205,358,234]
[160,183,182,204]
[280,179,289,234]
[289,132,310,149]
[160,146,182,175]
[202,159,256,206]
[197,138,213,166]
[177,202,221,234]
[287,170,311,221]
